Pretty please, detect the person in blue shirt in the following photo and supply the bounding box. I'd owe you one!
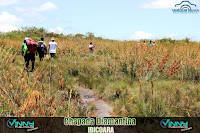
[149,40,153,46]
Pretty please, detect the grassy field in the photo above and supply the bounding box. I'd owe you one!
[0,37,200,117]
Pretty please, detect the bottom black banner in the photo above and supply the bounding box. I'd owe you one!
[0,117,199,133]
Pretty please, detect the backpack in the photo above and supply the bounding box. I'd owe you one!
[27,40,38,53]
[38,41,47,54]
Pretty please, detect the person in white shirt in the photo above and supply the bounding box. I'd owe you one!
[89,42,95,54]
[137,41,141,46]
[48,37,58,59]
[153,41,157,46]
[143,41,146,45]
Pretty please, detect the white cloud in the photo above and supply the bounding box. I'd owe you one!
[0,11,21,32]
[38,2,58,11]
[14,7,26,12]
[14,1,58,12]
[49,27,75,35]
[0,24,18,32]
[166,34,177,38]
[49,27,64,34]
[165,34,187,40]
[0,0,19,6]
[21,12,45,24]
[0,11,23,24]
[141,0,181,9]
[130,31,155,40]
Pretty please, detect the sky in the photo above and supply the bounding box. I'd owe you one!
[0,0,200,41]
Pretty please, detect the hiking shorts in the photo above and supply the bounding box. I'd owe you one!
[24,54,29,63]
[28,53,35,61]
[89,49,94,53]
[50,53,55,58]
[39,52,45,58]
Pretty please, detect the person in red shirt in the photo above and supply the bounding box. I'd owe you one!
[26,38,38,72]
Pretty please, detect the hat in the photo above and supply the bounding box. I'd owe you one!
[25,37,28,40]
[51,37,55,40]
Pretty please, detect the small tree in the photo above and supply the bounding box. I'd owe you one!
[86,32,95,39]
[75,33,84,38]
[66,34,73,38]
[185,37,190,44]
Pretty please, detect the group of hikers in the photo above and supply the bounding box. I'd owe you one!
[21,37,58,72]
[21,36,96,72]
[137,40,157,46]
[21,37,156,72]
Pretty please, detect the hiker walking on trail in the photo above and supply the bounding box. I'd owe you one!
[153,41,157,46]
[89,42,95,54]
[22,38,29,70]
[149,40,153,46]
[37,37,47,61]
[49,37,58,59]
[143,41,146,45]
[137,41,141,46]
[26,38,38,72]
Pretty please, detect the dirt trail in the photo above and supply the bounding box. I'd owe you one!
[77,86,113,117]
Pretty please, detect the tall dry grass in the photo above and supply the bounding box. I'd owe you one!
[0,37,200,117]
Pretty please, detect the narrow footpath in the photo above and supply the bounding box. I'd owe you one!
[77,86,113,117]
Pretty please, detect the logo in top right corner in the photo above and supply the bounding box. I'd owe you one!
[172,1,199,14]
